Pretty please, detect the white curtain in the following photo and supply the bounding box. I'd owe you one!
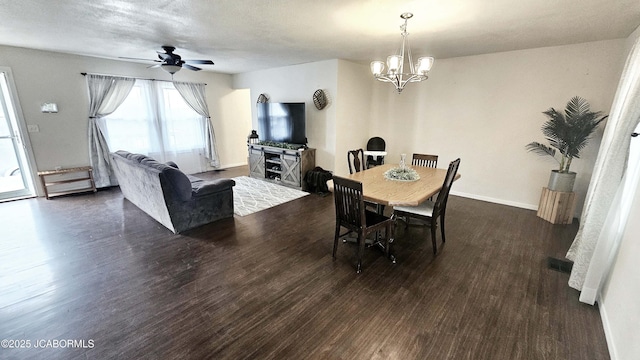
[86,75,135,187]
[566,37,640,304]
[174,81,220,168]
[100,80,210,174]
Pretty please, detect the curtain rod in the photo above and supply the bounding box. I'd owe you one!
[80,72,206,85]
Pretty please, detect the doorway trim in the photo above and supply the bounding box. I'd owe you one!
[0,66,39,200]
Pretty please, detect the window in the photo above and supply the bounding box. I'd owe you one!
[101,80,209,174]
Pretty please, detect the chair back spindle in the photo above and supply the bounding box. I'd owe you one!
[412,154,438,168]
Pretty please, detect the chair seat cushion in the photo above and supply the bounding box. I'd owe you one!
[365,209,391,226]
[393,200,435,217]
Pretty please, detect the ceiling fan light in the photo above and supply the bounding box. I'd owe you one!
[161,64,181,75]
[370,61,385,76]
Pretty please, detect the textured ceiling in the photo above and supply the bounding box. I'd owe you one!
[0,0,638,74]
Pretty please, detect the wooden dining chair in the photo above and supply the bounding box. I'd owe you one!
[412,154,439,203]
[332,176,394,273]
[412,153,438,168]
[347,149,365,174]
[347,148,381,212]
[392,158,461,255]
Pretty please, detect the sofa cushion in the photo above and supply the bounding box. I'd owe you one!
[116,151,192,201]
[130,153,147,162]
[140,158,163,168]
[161,166,192,201]
[191,179,236,198]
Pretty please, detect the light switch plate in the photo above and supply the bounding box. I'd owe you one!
[27,124,40,133]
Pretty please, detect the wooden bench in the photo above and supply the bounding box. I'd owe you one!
[37,166,97,199]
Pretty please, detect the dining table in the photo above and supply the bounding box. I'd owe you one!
[343,163,461,207]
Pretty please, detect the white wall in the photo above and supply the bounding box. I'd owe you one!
[334,60,374,176]
[624,24,640,54]
[369,40,626,214]
[600,170,640,360]
[233,60,339,172]
[0,45,251,195]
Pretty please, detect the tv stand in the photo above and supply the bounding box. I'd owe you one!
[248,144,316,190]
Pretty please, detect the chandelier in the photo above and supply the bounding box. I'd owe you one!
[370,13,434,93]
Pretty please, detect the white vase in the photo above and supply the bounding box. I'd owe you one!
[399,153,406,170]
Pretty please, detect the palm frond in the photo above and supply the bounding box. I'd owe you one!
[565,96,590,120]
[526,142,558,160]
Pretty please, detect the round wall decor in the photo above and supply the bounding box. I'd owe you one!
[313,89,327,110]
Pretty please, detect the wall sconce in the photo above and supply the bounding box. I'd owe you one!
[41,103,58,113]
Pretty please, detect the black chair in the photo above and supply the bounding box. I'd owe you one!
[366,137,386,168]
[392,158,460,254]
[347,149,365,174]
[412,153,438,168]
[332,176,394,273]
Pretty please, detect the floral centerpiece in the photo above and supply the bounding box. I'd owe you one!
[384,167,420,182]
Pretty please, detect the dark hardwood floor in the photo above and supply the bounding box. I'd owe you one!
[0,166,609,359]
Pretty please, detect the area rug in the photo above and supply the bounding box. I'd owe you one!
[232,176,309,216]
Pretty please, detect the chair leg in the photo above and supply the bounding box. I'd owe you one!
[333,223,341,259]
[431,218,438,254]
[356,231,366,273]
[386,223,395,262]
[440,215,446,244]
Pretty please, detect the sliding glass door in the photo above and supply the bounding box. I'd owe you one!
[0,70,34,200]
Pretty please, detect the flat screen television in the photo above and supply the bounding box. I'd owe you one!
[256,102,306,145]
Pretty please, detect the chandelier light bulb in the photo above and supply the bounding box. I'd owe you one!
[416,57,434,74]
[370,61,385,76]
[387,55,403,74]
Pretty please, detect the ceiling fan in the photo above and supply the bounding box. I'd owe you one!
[121,46,214,75]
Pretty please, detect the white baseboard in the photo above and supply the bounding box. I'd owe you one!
[450,191,538,211]
[217,162,247,170]
[598,297,617,360]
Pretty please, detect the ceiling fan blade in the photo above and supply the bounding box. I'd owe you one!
[183,64,202,71]
[147,64,161,68]
[184,60,214,65]
[157,52,172,61]
[120,57,161,62]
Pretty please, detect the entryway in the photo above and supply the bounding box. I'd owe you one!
[0,68,35,201]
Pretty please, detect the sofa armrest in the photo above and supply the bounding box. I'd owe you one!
[191,178,235,198]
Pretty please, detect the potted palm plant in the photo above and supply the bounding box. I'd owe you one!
[526,96,607,192]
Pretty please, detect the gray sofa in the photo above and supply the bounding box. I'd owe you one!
[110,150,235,233]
